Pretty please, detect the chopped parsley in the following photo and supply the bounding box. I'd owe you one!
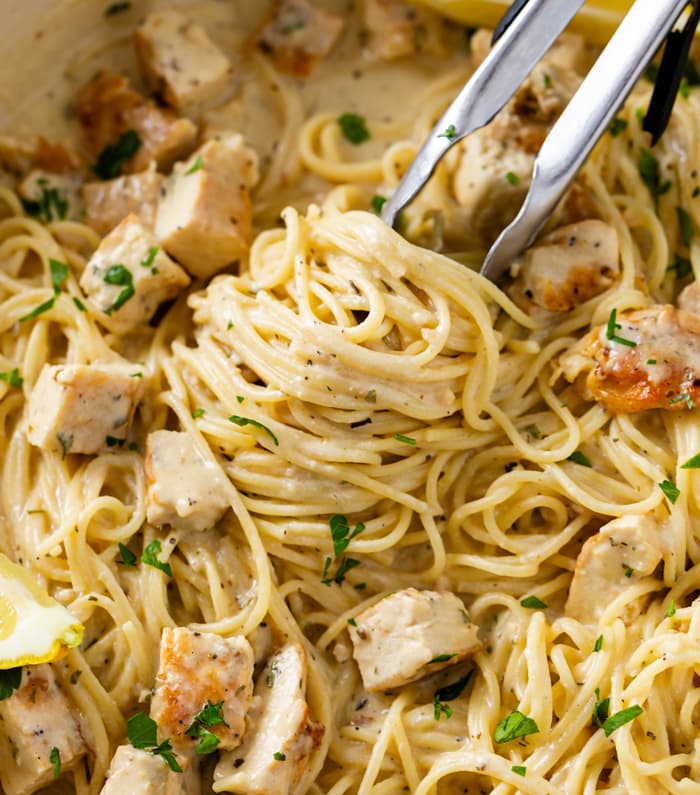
[321,556,360,586]
[49,747,61,779]
[347,617,357,627]
[229,415,279,446]
[0,667,22,700]
[69,669,82,685]
[505,171,520,186]
[370,194,387,214]
[184,155,204,176]
[21,180,69,223]
[668,254,693,279]
[681,453,700,469]
[647,358,657,365]
[329,514,365,557]
[434,671,474,703]
[127,712,182,772]
[428,653,457,664]
[437,123,457,141]
[669,394,694,410]
[567,450,592,467]
[141,539,172,576]
[337,113,370,145]
[56,431,73,460]
[542,72,552,88]
[638,148,672,207]
[118,542,137,567]
[512,765,527,776]
[50,258,69,294]
[433,694,453,720]
[494,710,539,743]
[191,408,205,419]
[394,433,416,445]
[103,264,135,314]
[594,635,603,652]
[520,595,547,609]
[623,565,634,578]
[609,117,628,137]
[73,296,86,312]
[236,395,245,403]
[105,435,125,448]
[273,751,286,761]
[665,598,676,618]
[94,129,142,179]
[19,297,55,322]
[677,207,694,248]
[605,308,636,347]
[603,705,643,737]
[592,688,609,728]
[139,246,159,269]
[524,423,541,439]
[185,700,228,755]
[0,368,23,389]
[659,479,680,504]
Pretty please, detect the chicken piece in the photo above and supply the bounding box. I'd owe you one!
[100,745,200,795]
[214,644,324,795]
[82,169,163,235]
[566,514,663,625]
[348,588,481,691]
[257,0,344,78]
[508,220,620,313]
[0,136,82,185]
[26,362,147,455]
[79,214,190,334]
[155,135,259,279]
[75,72,198,174]
[150,628,254,751]
[561,305,700,414]
[363,0,447,60]
[677,280,700,316]
[453,54,583,246]
[145,430,229,531]
[135,10,233,111]
[17,170,84,222]
[0,664,88,795]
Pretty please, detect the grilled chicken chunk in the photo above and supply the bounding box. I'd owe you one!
[348,588,481,691]
[76,72,197,174]
[82,169,163,235]
[257,0,345,78]
[145,430,229,532]
[26,362,147,455]
[508,220,620,313]
[100,745,200,795]
[150,628,254,751]
[363,0,447,60]
[0,665,88,795]
[566,514,664,625]
[135,10,233,111]
[561,305,700,413]
[215,644,323,795]
[155,135,259,279]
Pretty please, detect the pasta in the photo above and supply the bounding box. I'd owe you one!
[2,1,700,794]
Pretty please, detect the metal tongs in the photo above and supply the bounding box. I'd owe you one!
[381,0,700,283]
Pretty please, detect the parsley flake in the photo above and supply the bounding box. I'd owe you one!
[191,408,205,419]
[677,207,694,248]
[434,671,474,703]
[142,539,172,576]
[603,705,643,737]
[0,368,23,389]
[127,712,182,772]
[229,415,279,445]
[73,296,86,312]
[322,556,361,586]
[505,171,520,186]
[681,453,700,469]
[329,514,365,557]
[0,667,22,700]
[433,694,453,720]
[94,129,142,179]
[592,688,610,729]
[437,123,457,141]
[56,431,73,460]
[371,194,386,214]
[665,598,676,618]
[567,450,592,467]
[609,117,628,137]
[139,246,159,269]
[274,751,286,761]
[185,700,228,755]
[668,254,693,279]
[594,635,603,652]
[19,297,55,322]
[659,479,680,504]
[394,433,416,445]
[49,258,70,294]
[22,181,69,223]
[428,653,457,664]
[184,155,204,176]
[512,765,527,776]
[494,710,539,743]
[49,747,61,779]
[520,595,547,609]
[337,113,370,145]
[103,264,135,314]
[118,542,137,566]
[605,308,636,347]
[638,148,672,207]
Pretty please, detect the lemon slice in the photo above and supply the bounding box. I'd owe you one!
[0,553,83,669]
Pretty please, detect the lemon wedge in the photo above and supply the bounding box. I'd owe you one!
[0,553,83,669]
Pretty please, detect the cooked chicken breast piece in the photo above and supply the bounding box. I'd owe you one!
[99,745,200,795]
[348,588,481,690]
[150,628,254,752]
[257,0,344,78]
[566,514,664,625]
[0,664,88,795]
[214,644,323,795]
[82,169,163,235]
[363,0,447,60]
[26,362,147,455]
[561,305,700,413]
[76,72,197,174]
[145,430,230,532]
[135,10,233,111]
[508,220,620,313]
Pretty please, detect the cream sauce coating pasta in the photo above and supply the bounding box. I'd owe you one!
[1,1,700,794]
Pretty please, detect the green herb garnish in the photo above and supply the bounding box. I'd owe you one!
[337,113,370,145]
[603,705,643,737]
[567,450,592,467]
[638,148,672,207]
[127,712,182,772]
[665,598,676,618]
[371,195,387,214]
[505,171,520,186]
[609,118,628,137]
[512,765,526,776]
[329,514,365,557]
[437,123,456,141]
[681,453,700,469]
[0,369,23,389]
[94,130,142,179]
[139,246,159,269]
[428,653,457,664]
[394,433,416,445]
[103,264,135,314]
[520,595,547,609]
[592,688,610,729]
[594,635,603,652]
[659,479,680,504]
[56,432,73,460]
[118,542,137,566]
[185,700,228,755]
[19,297,55,322]
[494,710,539,744]
[184,155,204,176]
[49,747,61,779]
[229,415,279,446]
[0,667,22,700]
[142,539,172,576]
[605,308,636,347]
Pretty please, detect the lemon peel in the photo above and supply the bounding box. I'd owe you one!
[0,553,83,669]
